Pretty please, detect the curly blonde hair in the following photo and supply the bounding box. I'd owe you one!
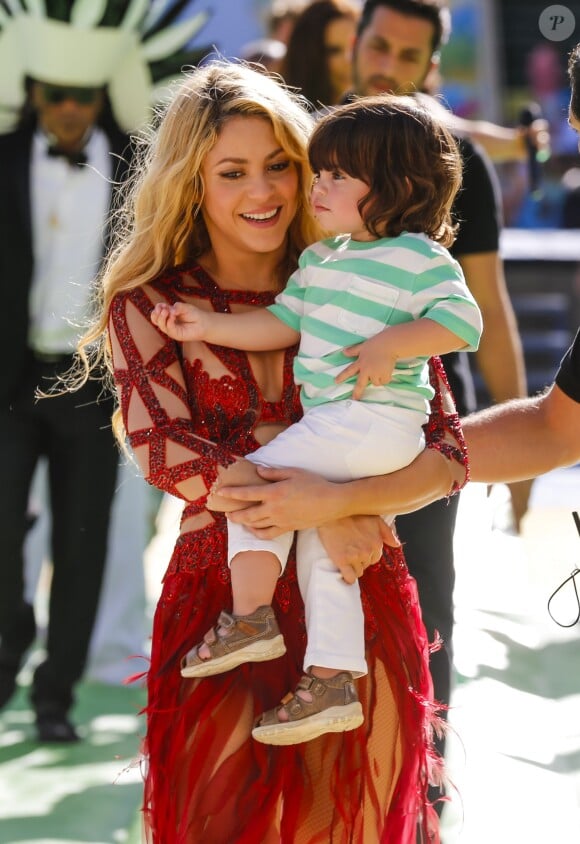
[77,60,320,387]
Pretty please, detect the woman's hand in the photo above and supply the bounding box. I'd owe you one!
[223,467,345,535]
[220,465,401,583]
[318,516,400,584]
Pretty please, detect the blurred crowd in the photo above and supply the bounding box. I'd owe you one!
[245,0,579,230]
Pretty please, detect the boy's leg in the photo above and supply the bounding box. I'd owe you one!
[180,541,290,677]
[181,472,294,678]
[296,528,367,678]
[251,528,366,742]
[230,550,281,616]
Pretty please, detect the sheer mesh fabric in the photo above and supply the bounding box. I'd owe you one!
[109,263,466,843]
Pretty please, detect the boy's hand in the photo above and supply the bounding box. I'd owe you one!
[150,301,210,342]
[336,333,396,400]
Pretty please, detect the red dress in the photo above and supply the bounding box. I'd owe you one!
[109,263,465,843]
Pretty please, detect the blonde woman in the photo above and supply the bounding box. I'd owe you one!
[80,62,467,842]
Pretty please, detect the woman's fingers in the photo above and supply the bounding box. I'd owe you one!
[337,564,359,585]
[379,520,401,548]
[219,467,340,532]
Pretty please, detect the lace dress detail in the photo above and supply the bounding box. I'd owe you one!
[109,263,466,843]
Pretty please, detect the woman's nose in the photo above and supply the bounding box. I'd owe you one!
[247,173,275,197]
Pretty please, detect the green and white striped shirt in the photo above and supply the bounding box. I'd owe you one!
[269,231,482,412]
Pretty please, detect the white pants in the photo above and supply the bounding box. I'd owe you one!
[227,400,426,677]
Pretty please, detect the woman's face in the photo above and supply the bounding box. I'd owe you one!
[324,16,356,103]
[201,115,300,263]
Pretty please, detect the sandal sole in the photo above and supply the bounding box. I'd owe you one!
[251,702,364,745]
[181,635,286,678]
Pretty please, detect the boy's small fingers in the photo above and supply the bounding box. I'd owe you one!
[336,363,359,384]
[352,374,369,399]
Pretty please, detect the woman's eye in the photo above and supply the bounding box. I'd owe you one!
[219,170,243,180]
[269,160,291,172]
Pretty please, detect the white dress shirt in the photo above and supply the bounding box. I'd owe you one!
[28,128,112,354]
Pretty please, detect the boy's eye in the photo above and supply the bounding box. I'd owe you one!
[332,170,345,180]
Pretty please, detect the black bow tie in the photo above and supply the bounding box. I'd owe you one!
[46,146,87,167]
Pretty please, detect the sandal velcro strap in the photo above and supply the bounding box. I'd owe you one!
[216,611,236,630]
[298,676,331,698]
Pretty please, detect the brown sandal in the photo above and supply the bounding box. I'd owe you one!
[251,671,363,745]
[180,605,286,678]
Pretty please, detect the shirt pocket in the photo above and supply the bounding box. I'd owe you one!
[336,277,400,337]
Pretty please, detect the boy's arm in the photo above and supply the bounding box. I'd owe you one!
[338,319,469,400]
[151,301,299,350]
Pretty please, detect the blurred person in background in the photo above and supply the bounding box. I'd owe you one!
[281,0,361,110]
[239,36,288,73]
[264,0,310,45]
[527,42,578,159]
[0,0,210,742]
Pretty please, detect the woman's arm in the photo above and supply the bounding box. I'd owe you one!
[223,383,580,536]
[223,446,458,536]
[109,288,237,503]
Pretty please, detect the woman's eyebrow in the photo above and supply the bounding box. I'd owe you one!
[214,148,285,167]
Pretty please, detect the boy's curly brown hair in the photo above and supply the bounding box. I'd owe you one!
[308,94,462,246]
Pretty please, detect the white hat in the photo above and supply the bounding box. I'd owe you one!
[0,0,212,134]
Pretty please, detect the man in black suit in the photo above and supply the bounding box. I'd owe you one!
[0,0,214,744]
[0,77,131,742]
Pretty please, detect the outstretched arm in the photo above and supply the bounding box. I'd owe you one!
[151,301,299,350]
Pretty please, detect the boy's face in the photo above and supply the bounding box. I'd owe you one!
[311,169,371,241]
[352,5,436,97]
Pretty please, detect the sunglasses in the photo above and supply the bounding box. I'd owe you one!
[39,83,101,106]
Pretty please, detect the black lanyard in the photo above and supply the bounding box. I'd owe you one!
[547,511,580,627]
